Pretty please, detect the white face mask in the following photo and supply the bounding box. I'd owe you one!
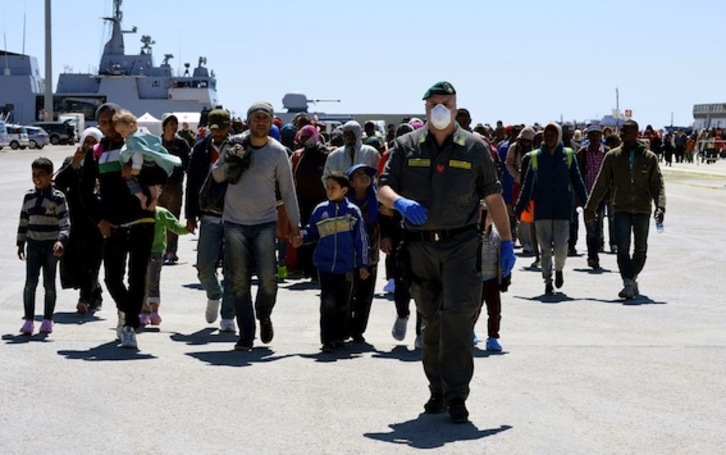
[430,104,452,130]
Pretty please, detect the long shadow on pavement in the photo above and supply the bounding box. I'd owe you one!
[514,293,577,304]
[3,333,51,344]
[364,415,512,449]
[589,294,667,305]
[57,341,156,361]
[52,311,106,326]
[186,347,296,367]
[170,328,239,345]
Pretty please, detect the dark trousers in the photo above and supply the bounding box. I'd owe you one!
[158,182,183,254]
[585,201,607,262]
[569,207,579,252]
[390,245,422,335]
[480,279,501,339]
[23,241,59,320]
[104,223,154,329]
[614,212,650,281]
[408,232,481,402]
[319,271,353,344]
[350,265,378,338]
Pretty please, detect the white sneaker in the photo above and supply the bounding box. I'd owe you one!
[414,334,423,349]
[391,316,408,341]
[120,326,137,349]
[219,318,236,333]
[206,299,220,324]
[383,278,395,294]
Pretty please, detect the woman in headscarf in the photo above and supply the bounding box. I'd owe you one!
[54,127,105,314]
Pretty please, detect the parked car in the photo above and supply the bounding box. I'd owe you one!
[25,126,50,149]
[33,120,75,145]
[6,124,30,150]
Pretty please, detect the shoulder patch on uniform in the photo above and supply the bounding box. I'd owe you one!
[408,158,431,167]
[449,159,472,170]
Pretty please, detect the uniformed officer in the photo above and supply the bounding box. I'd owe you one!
[378,81,516,423]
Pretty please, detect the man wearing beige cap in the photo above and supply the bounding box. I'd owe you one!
[211,102,301,351]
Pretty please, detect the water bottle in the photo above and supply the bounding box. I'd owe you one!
[656,222,664,233]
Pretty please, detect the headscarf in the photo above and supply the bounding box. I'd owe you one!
[80,127,103,146]
[298,125,320,147]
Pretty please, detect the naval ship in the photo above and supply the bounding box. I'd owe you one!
[0,0,218,126]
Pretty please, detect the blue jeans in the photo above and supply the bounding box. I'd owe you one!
[196,217,234,320]
[614,212,650,281]
[223,221,278,342]
[23,241,59,320]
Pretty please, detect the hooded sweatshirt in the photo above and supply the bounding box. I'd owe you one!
[515,122,588,221]
[322,121,380,185]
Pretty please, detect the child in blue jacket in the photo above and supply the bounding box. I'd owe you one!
[293,172,369,352]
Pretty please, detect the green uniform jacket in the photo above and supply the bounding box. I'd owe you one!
[585,142,666,214]
[152,206,189,254]
[380,125,502,231]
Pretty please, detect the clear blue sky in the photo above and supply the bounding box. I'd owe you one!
[2,0,723,128]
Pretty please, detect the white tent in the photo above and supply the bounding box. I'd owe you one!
[136,112,162,135]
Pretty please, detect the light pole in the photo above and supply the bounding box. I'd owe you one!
[44,0,53,120]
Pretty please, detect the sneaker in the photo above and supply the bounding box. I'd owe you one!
[260,319,274,344]
[486,337,502,352]
[149,312,162,325]
[619,284,636,299]
[383,278,396,294]
[205,299,220,324]
[473,331,480,345]
[120,326,137,349]
[633,281,640,296]
[139,313,150,326]
[567,247,577,257]
[234,338,253,351]
[587,258,600,269]
[530,259,541,269]
[423,393,445,414]
[219,318,236,333]
[276,265,288,281]
[321,341,337,353]
[20,319,34,335]
[351,334,366,344]
[545,284,555,296]
[116,311,126,341]
[555,271,564,289]
[414,335,423,349]
[76,302,89,315]
[391,316,408,341]
[610,244,618,254]
[39,319,53,334]
[448,398,469,423]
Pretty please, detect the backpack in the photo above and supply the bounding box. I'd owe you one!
[529,146,575,172]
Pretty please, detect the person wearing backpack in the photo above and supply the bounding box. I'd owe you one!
[515,122,588,296]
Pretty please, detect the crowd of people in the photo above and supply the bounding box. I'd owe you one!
[16,81,669,424]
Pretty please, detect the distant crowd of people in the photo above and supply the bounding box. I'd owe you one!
[17,82,669,424]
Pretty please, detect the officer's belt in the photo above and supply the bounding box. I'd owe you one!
[403,224,477,243]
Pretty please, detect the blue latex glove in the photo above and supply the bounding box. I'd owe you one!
[393,197,428,225]
[500,239,516,277]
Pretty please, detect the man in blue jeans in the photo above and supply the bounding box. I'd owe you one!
[211,102,301,351]
[585,119,666,299]
[185,109,235,332]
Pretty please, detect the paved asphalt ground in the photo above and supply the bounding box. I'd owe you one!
[1,146,725,454]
